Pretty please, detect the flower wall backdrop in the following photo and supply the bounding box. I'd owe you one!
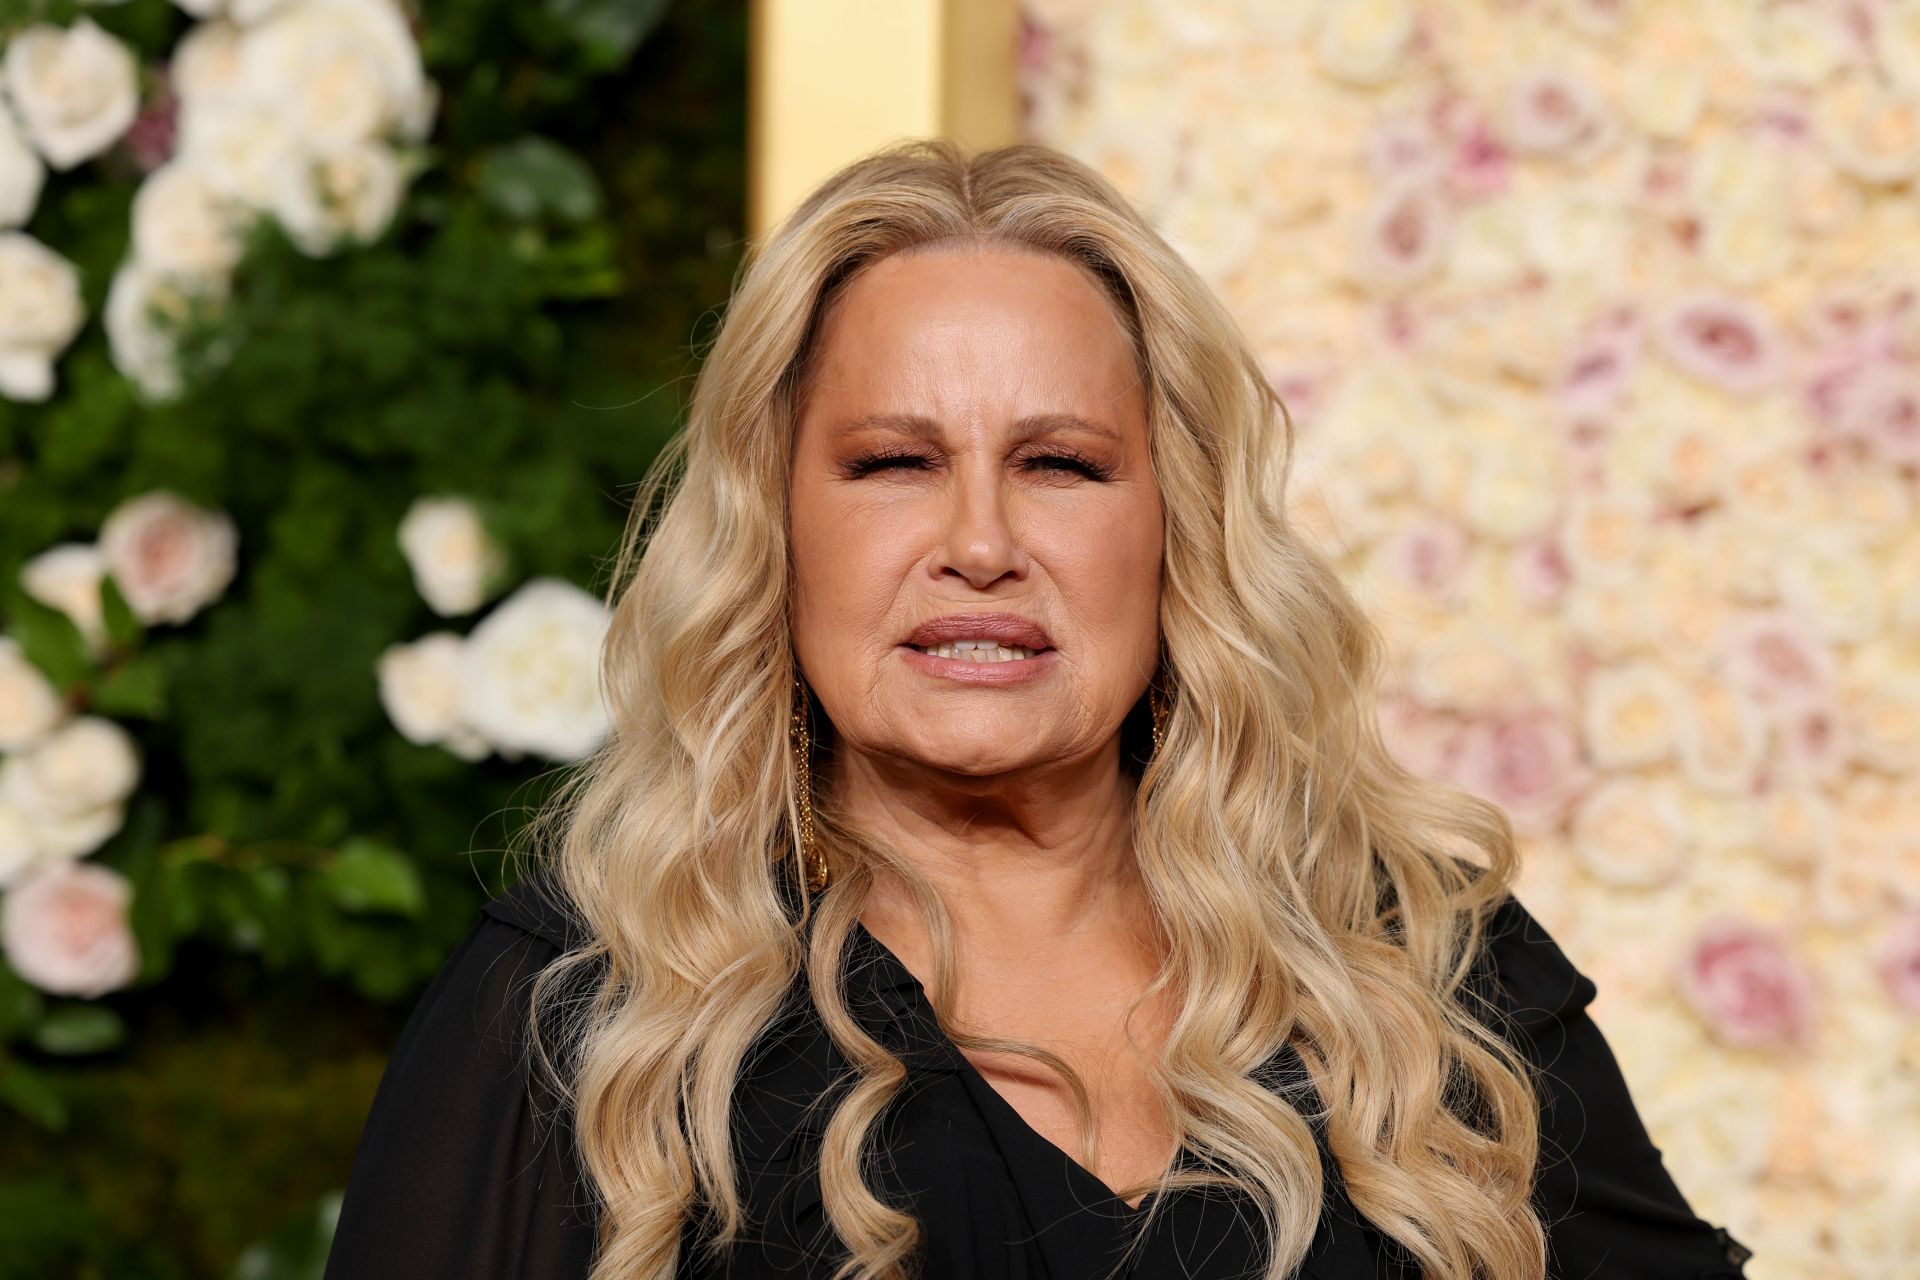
[1021,1,1920,1275]
[0,0,744,1274]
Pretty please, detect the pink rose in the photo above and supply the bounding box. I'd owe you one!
[1355,178,1450,292]
[98,490,239,626]
[1718,611,1836,714]
[1509,537,1573,608]
[1447,118,1511,199]
[1500,68,1609,157]
[1381,516,1469,600]
[1449,703,1591,836]
[1832,361,1920,465]
[1556,312,1644,417]
[1377,692,1461,779]
[1676,918,1816,1050]
[1656,292,1788,397]
[1366,111,1448,187]
[1,860,139,998]
[1878,912,1920,1015]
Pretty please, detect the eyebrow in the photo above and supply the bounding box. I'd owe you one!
[836,412,1123,445]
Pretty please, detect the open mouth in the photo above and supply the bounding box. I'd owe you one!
[904,641,1047,663]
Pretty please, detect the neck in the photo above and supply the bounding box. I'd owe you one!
[828,737,1149,954]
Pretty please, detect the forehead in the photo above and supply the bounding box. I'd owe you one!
[801,245,1144,428]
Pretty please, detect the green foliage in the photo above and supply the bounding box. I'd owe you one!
[0,0,747,1272]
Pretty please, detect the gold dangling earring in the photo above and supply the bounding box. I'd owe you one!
[790,674,828,893]
[1148,681,1169,757]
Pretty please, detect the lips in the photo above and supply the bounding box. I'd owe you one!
[902,612,1053,651]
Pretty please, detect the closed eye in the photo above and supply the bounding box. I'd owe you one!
[838,448,1116,481]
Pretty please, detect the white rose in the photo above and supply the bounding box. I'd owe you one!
[0,96,46,228]
[0,715,141,822]
[397,496,506,616]
[1569,774,1691,887]
[0,799,50,889]
[0,18,140,171]
[0,231,85,402]
[1312,0,1414,86]
[130,159,254,277]
[1673,671,1768,797]
[268,141,404,256]
[0,859,139,998]
[98,490,240,626]
[171,21,248,107]
[458,577,612,762]
[376,632,489,760]
[239,0,436,152]
[173,98,301,210]
[0,636,68,752]
[104,259,231,402]
[20,542,110,655]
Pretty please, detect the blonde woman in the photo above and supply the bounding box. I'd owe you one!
[325,140,1753,1280]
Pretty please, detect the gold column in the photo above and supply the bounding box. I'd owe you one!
[748,0,1020,238]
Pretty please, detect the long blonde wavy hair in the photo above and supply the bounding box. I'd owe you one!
[518,137,1548,1280]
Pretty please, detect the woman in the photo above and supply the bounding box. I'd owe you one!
[324,139,1754,1280]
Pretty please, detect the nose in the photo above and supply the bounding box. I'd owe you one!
[935,456,1027,590]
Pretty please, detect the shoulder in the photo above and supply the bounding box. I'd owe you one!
[1471,891,1597,1031]
[480,864,593,954]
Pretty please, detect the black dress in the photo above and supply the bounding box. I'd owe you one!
[323,872,1755,1279]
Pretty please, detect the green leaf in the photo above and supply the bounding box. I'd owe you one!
[31,1004,127,1056]
[318,840,425,917]
[90,651,169,718]
[0,1060,68,1131]
[0,963,44,1038]
[3,584,88,694]
[477,137,603,224]
[545,0,669,68]
[99,573,144,650]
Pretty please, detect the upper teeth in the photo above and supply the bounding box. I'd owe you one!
[921,640,1036,661]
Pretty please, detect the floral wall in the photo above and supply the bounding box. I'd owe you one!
[1020,1,1920,1275]
[0,0,746,1274]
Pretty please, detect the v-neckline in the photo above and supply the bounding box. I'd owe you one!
[846,917,1179,1217]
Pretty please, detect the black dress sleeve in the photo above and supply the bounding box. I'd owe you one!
[1477,895,1755,1279]
[323,900,600,1280]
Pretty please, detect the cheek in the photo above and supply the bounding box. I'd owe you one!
[789,490,914,655]
[1040,500,1163,658]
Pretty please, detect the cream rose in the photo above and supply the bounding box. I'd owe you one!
[98,490,240,626]
[376,632,489,761]
[0,859,139,998]
[239,0,436,152]
[1581,659,1684,770]
[0,96,46,228]
[1,18,140,171]
[130,159,254,277]
[1568,774,1690,887]
[0,799,49,890]
[1312,0,1414,86]
[267,141,404,257]
[173,97,302,210]
[0,232,86,403]
[457,577,612,762]
[1814,72,1920,184]
[0,714,141,823]
[0,636,68,752]
[20,542,110,655]
[104,258,232,402]
[397,496,507,617]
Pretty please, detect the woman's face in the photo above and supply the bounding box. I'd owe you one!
[789,244,1162,781]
